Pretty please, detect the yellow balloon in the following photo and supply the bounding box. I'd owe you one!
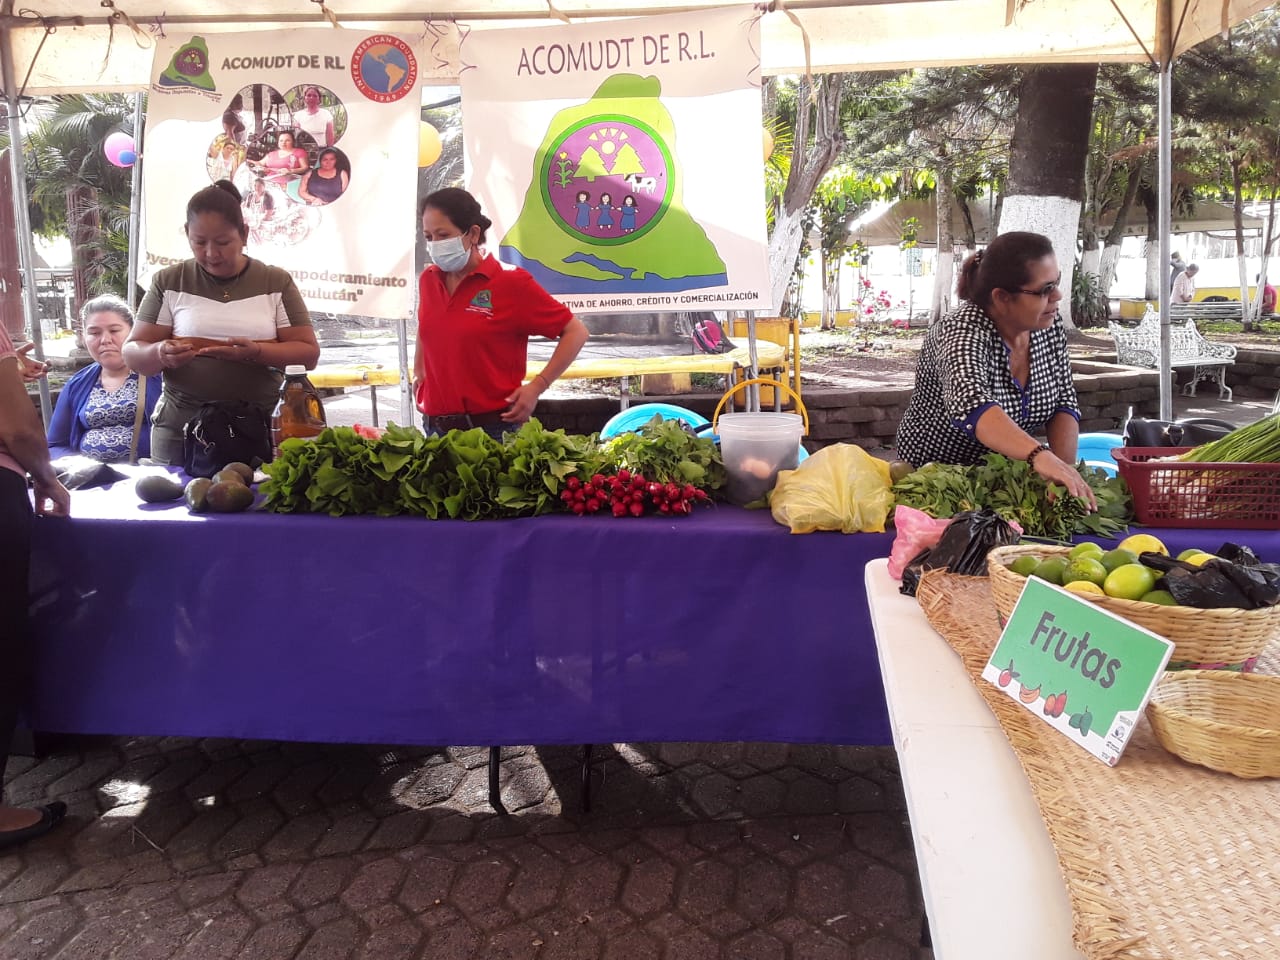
[762,127,775,163]
[418,122,442,167]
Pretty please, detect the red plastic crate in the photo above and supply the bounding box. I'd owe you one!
[1112,446,1280,529]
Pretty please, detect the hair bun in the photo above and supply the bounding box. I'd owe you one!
[214,179,242,203]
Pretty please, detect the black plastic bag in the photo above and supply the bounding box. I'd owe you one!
[900,508,1021,596]
[1123,417,1234,447]
[182,401,272,478]
[50,455,127,490]
[1141,550,1280,610]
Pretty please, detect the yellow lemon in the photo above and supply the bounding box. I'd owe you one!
[1117,533,1169,557]
[1009,555,1041,577]
[1069,542,1105,561]
[1064,580,1105,597]
[1063,557,1108,587]
[1032,556,1069,585]
[1139,589,1179,605]
[1104,563,1159,600]
[1176,548,1203,562]
[1182,552,1216,567]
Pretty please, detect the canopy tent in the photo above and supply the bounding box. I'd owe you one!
[0,1,1272,91]
[852,196,999,248]
[2,0,1272,422]
[854,197,1264,249]
[1100,199,1265,238]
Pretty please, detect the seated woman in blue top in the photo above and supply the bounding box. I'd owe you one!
[894,231,1095,508]
[47,295,162,462]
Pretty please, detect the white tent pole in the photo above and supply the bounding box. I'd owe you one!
[0,25,52,423]
[127,92,143,311]
[1156,4,1174,422]
[397,313,412,427]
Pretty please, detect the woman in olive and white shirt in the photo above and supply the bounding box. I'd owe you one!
[123,179,319,464]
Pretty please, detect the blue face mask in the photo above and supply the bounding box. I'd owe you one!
[425,235,471,273]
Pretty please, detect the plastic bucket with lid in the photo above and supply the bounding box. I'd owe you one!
[712,378,810,505]
[717,412,805,504]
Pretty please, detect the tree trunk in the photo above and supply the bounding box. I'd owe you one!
[932,173,956,323]
[999,64,1099,331]
[1097,160,1142,298]
[1230,158,1253,330]
[67,184,102,309]
[766,75,848,312]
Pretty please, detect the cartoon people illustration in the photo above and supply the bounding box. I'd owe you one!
[620,195,638,233]
[573,190,592,230]
[596,192,616,230]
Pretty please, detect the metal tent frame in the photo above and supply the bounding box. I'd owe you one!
[2,0,1270,422]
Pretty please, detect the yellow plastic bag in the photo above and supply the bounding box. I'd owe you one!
[769,443,895,534]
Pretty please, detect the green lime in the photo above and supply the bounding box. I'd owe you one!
[1063,557,1108,587]
[1139,589,1178,606]
[1099,547,1140,573]
[1032,556,1069,585]
[1175,548,1203,562]
[1010,555,1041,577]
[1069,542,1105,561]
[1103,563,1159,600]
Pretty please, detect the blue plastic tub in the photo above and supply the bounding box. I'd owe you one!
[600,402,808,462]
[1077,432,1122,477]
[599,403,709,438]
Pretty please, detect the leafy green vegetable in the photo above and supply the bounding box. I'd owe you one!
[1178,413,1280,464]
[599,416,727,494]
[260,417,725,520]
[891,452,1132,539]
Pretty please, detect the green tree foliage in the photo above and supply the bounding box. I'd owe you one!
[19,94,136,303]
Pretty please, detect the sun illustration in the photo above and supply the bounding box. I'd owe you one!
[588,127,628,157]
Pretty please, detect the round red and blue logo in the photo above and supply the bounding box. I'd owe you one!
[350,35,417,103]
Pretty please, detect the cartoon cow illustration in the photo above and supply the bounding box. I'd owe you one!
[624,173,657,195]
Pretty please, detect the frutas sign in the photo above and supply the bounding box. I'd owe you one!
[982,577,1173,767]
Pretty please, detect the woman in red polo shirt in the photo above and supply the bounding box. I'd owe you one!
[414,187,589,438]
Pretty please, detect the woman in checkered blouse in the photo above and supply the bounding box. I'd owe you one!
[895,231,1096,508]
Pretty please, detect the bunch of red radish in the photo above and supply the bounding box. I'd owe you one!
[559,470,711,517]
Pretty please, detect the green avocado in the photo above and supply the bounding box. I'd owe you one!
[205,481,254,513]
[184,477,213,513]
[135,474,185,503]
[212,467,248,487]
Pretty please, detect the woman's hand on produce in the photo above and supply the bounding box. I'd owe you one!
[502,382,541,423]
[1033,451,1097,510]
[196,337,263,363]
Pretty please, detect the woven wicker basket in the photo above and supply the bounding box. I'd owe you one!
[986,543,1280,670]
[1146,670,1280,778]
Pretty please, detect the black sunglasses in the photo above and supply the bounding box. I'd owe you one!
[1010,277,1062,298]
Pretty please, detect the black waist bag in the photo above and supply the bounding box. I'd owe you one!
[183,401,272,477]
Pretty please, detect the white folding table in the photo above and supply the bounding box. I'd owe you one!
[864,558,1085,960]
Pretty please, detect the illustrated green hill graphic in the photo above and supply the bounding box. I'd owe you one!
[500,74,726,291]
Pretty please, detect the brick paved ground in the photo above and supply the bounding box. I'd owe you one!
[0,738,927,959]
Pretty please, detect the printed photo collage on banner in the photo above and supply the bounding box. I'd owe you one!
[208,83,352,247]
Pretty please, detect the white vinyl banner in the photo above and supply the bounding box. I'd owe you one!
[144,30,420,319]
[459,7,770,315]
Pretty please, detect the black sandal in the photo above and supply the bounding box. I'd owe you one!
[0,802,67,851]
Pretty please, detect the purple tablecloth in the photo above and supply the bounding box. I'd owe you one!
[28,483,898,746]
[28,481,1280,750]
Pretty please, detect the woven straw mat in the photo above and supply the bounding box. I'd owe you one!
[915,569,1280,960]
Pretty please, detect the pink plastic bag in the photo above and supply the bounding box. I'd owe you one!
[887,505,952,579]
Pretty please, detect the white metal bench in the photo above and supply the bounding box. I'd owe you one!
[1107,306,1237,400]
